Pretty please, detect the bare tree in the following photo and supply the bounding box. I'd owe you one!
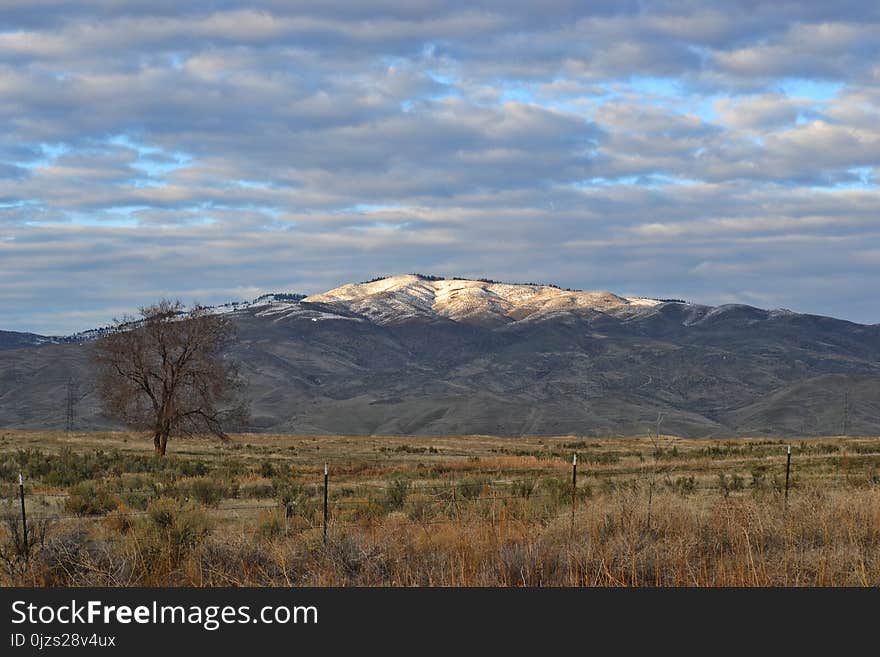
[92,299,247,456]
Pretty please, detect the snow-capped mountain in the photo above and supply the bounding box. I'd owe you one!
[2,274,880,438]
[302,274,663,325]
[223,274,793,330]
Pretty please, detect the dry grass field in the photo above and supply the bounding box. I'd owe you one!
[1,430,879,586]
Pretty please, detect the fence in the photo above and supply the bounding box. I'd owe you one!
[1,445,812,558]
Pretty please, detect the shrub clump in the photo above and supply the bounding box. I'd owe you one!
[133,497,212,565]
[384,479,410,511]
[256,509,288,540]
[457,478,485,500]
[63,481,118,516]
[512,478,536,499]
[180,478,227,507]
[274,479,315,519]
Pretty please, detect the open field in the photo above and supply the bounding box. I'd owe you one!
[2,430,880,586]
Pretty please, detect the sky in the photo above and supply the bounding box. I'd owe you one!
[1,1,878,334]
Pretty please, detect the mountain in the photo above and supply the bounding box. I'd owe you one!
[0,330,61,350]
[1,274,879,437]
[303,274,658,325]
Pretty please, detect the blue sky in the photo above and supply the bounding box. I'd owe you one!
[0,1,878,333]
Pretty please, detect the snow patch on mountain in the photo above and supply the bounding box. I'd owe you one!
[625,297,664,307]
[304,274,680,325]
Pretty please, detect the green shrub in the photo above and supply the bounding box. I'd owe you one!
[256,509,288,540]
[63,481,118,516]
[750,467,767,489]
[238,481,274,499]
[384,479,410,511]
[562,441,590,449]
[119,490,152,510]
[406,494,437,522]
[2,447,204,488]
[104,473,155,510]
[512,478,536,499]
[137,497,212,560]
[274,479,314,518]
[669,475,696,496]
[457,478,484,499]
[181,478,226,506]
[584,452,621,465]
[177,460,209,477]
[541,476,573,505]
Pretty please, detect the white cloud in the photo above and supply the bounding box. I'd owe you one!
[0,1,878,332]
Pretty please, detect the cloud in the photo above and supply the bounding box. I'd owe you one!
[0,1,878,332]
[714,94,814,130]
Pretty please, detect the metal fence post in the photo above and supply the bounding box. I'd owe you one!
[784,446,791,508]
[323,463,329,545]
[570,454,577,535]
[19,472,28,558]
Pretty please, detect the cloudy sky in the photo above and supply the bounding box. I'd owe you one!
[1,1,878,334]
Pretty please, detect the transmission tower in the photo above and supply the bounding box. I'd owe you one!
[65,377,78,432]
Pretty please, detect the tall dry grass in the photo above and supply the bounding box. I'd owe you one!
[4,484,878,586]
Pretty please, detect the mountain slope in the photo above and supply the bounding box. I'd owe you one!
[1,275,878,437]
[304,274,657,325]
[0,330,60,350]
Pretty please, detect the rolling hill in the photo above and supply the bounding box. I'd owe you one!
[1,274,878,437]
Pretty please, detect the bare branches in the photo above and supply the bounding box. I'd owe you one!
[91,299,247,456]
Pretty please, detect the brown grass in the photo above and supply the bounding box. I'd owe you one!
[1,430,878,586]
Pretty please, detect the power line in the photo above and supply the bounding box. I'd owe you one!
[65,378,78,433]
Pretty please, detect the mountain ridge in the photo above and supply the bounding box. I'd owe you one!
[1,274,878,438]
[5,274,875,342]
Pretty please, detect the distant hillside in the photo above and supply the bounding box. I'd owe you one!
[1,275,878,437]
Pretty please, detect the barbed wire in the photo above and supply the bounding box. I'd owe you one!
[8,492,563,522]
[2,506,573,529]
[4,475,561,501]
[3,447,877,537]
[5,447,877,489]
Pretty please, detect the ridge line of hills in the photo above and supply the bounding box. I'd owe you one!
[1,274,878,438]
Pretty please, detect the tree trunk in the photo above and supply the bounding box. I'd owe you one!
[153,430,168,456]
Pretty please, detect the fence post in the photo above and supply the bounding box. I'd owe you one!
[491,485,496,527]
[570,454,577,535]
[19,472,28,559]
[784,446,791,508]
[323,463,329,545]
